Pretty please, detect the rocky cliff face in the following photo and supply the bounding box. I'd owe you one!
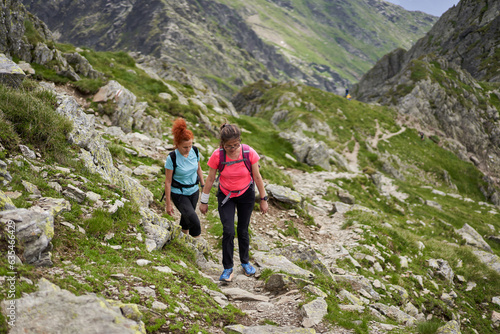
[21,0,436,97]
[0,0,52,62]
[353,0,500,184]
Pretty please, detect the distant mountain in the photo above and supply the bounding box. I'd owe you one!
[21,0,437,97]
[353,0,500,182]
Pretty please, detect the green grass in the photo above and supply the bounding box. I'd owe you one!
[0,80,73,161]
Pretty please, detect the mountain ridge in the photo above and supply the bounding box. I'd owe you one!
[21,0,437,96]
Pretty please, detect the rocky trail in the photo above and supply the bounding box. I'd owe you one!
[189,159,407,333]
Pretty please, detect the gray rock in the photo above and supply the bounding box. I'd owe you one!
[370,303,416,326]
[457,223,493,253]
[21,180,41,196]
[271,244,331,276]
[301,297,327,328]
[279,132,331,171]
[221,288,269,302]
[337,289,365,306]
[0,190,16,211]
[337,191,355,205]
[134,287,156,298]
[264,274,293,293]
[265,184,302,204]
[49,92,153,207]
[472,250,500,274]
[19,145,36,159]
[0,278,145,334]
[253,251,315,279]
[31,197,71,216]
[225,324,315,334]
[0,208,54,267]
[0,53,25,87]
[427,258,454,282]
[435,320,461,334]
[425,200,442,211]
[62,184,87,203]
[333,275,381,300]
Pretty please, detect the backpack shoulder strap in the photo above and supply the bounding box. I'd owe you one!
[218,148,226,173]
[193,146,199,159]
[241,144,253,177]
[169,150,177,175]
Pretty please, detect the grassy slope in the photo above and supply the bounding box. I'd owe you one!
[0,45,499,334]
[216,0,436,82]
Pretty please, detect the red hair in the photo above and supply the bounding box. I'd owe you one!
[172,118,193,147]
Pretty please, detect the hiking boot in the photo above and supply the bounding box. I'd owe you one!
[219,268,233,282]
[241,262,256,276]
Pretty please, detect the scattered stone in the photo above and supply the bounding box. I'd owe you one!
[19,145,36,159]
[221,288,270,302]
[62,184,86,203]
[301,297,327,328]
[457,223,493,252]
[22,180,41,196]
[225,324,315,334]
[153,266,173,274]
[435,320,461,334]
[265,184,302,204]
[136,259,151,266]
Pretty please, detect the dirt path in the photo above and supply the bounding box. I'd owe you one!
[371,119,406,149]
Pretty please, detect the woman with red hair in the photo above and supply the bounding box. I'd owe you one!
[164,118,205,237]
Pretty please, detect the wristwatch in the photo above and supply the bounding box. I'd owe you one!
[260,196,268,201]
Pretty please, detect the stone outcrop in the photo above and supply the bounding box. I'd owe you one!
[0,208,55,267]
[1,278,146,334]
[46,86,153,207]
[0,53,25,87]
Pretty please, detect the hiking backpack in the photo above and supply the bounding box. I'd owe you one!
[160,146,200,201]
[216,144,255,206]
[217,144,253,178]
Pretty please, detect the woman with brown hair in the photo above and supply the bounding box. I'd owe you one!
[200,123,268,281]
[164,118,205,237]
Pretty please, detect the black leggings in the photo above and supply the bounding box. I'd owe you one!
[171,191,201,237]
[217,185,255,269]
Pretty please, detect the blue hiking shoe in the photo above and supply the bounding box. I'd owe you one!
[219,268,234,282]
[241,262,256,276]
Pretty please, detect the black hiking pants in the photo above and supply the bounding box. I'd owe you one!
[217,185,255,269]
[171,191,201,237]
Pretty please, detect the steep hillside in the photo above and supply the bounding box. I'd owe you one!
[21,0,437,96]
[1,1,500,334]
[353,0,500,185]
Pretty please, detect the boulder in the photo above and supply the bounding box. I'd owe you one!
[265,184,302,205]
[0,209,54,267]
[457,223,493,252]
[0,278,145,334]
[0,53,25,87]
[301,297,327,328]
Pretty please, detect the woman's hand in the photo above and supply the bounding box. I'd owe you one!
[200,203,208,215]
[260,200,269,214]
[166,202,174,216]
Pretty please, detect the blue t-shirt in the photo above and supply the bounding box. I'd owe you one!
[165,148,199,195]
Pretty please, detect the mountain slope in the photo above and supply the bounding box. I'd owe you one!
[353,0,500,185]
[1,1,500,333]
[21,0,437,96]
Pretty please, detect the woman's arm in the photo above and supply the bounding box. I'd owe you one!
[199,167,217,215]
[165,169,174,216]
[252,162,268,214]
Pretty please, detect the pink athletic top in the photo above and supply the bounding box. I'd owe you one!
[208,145,260,198]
